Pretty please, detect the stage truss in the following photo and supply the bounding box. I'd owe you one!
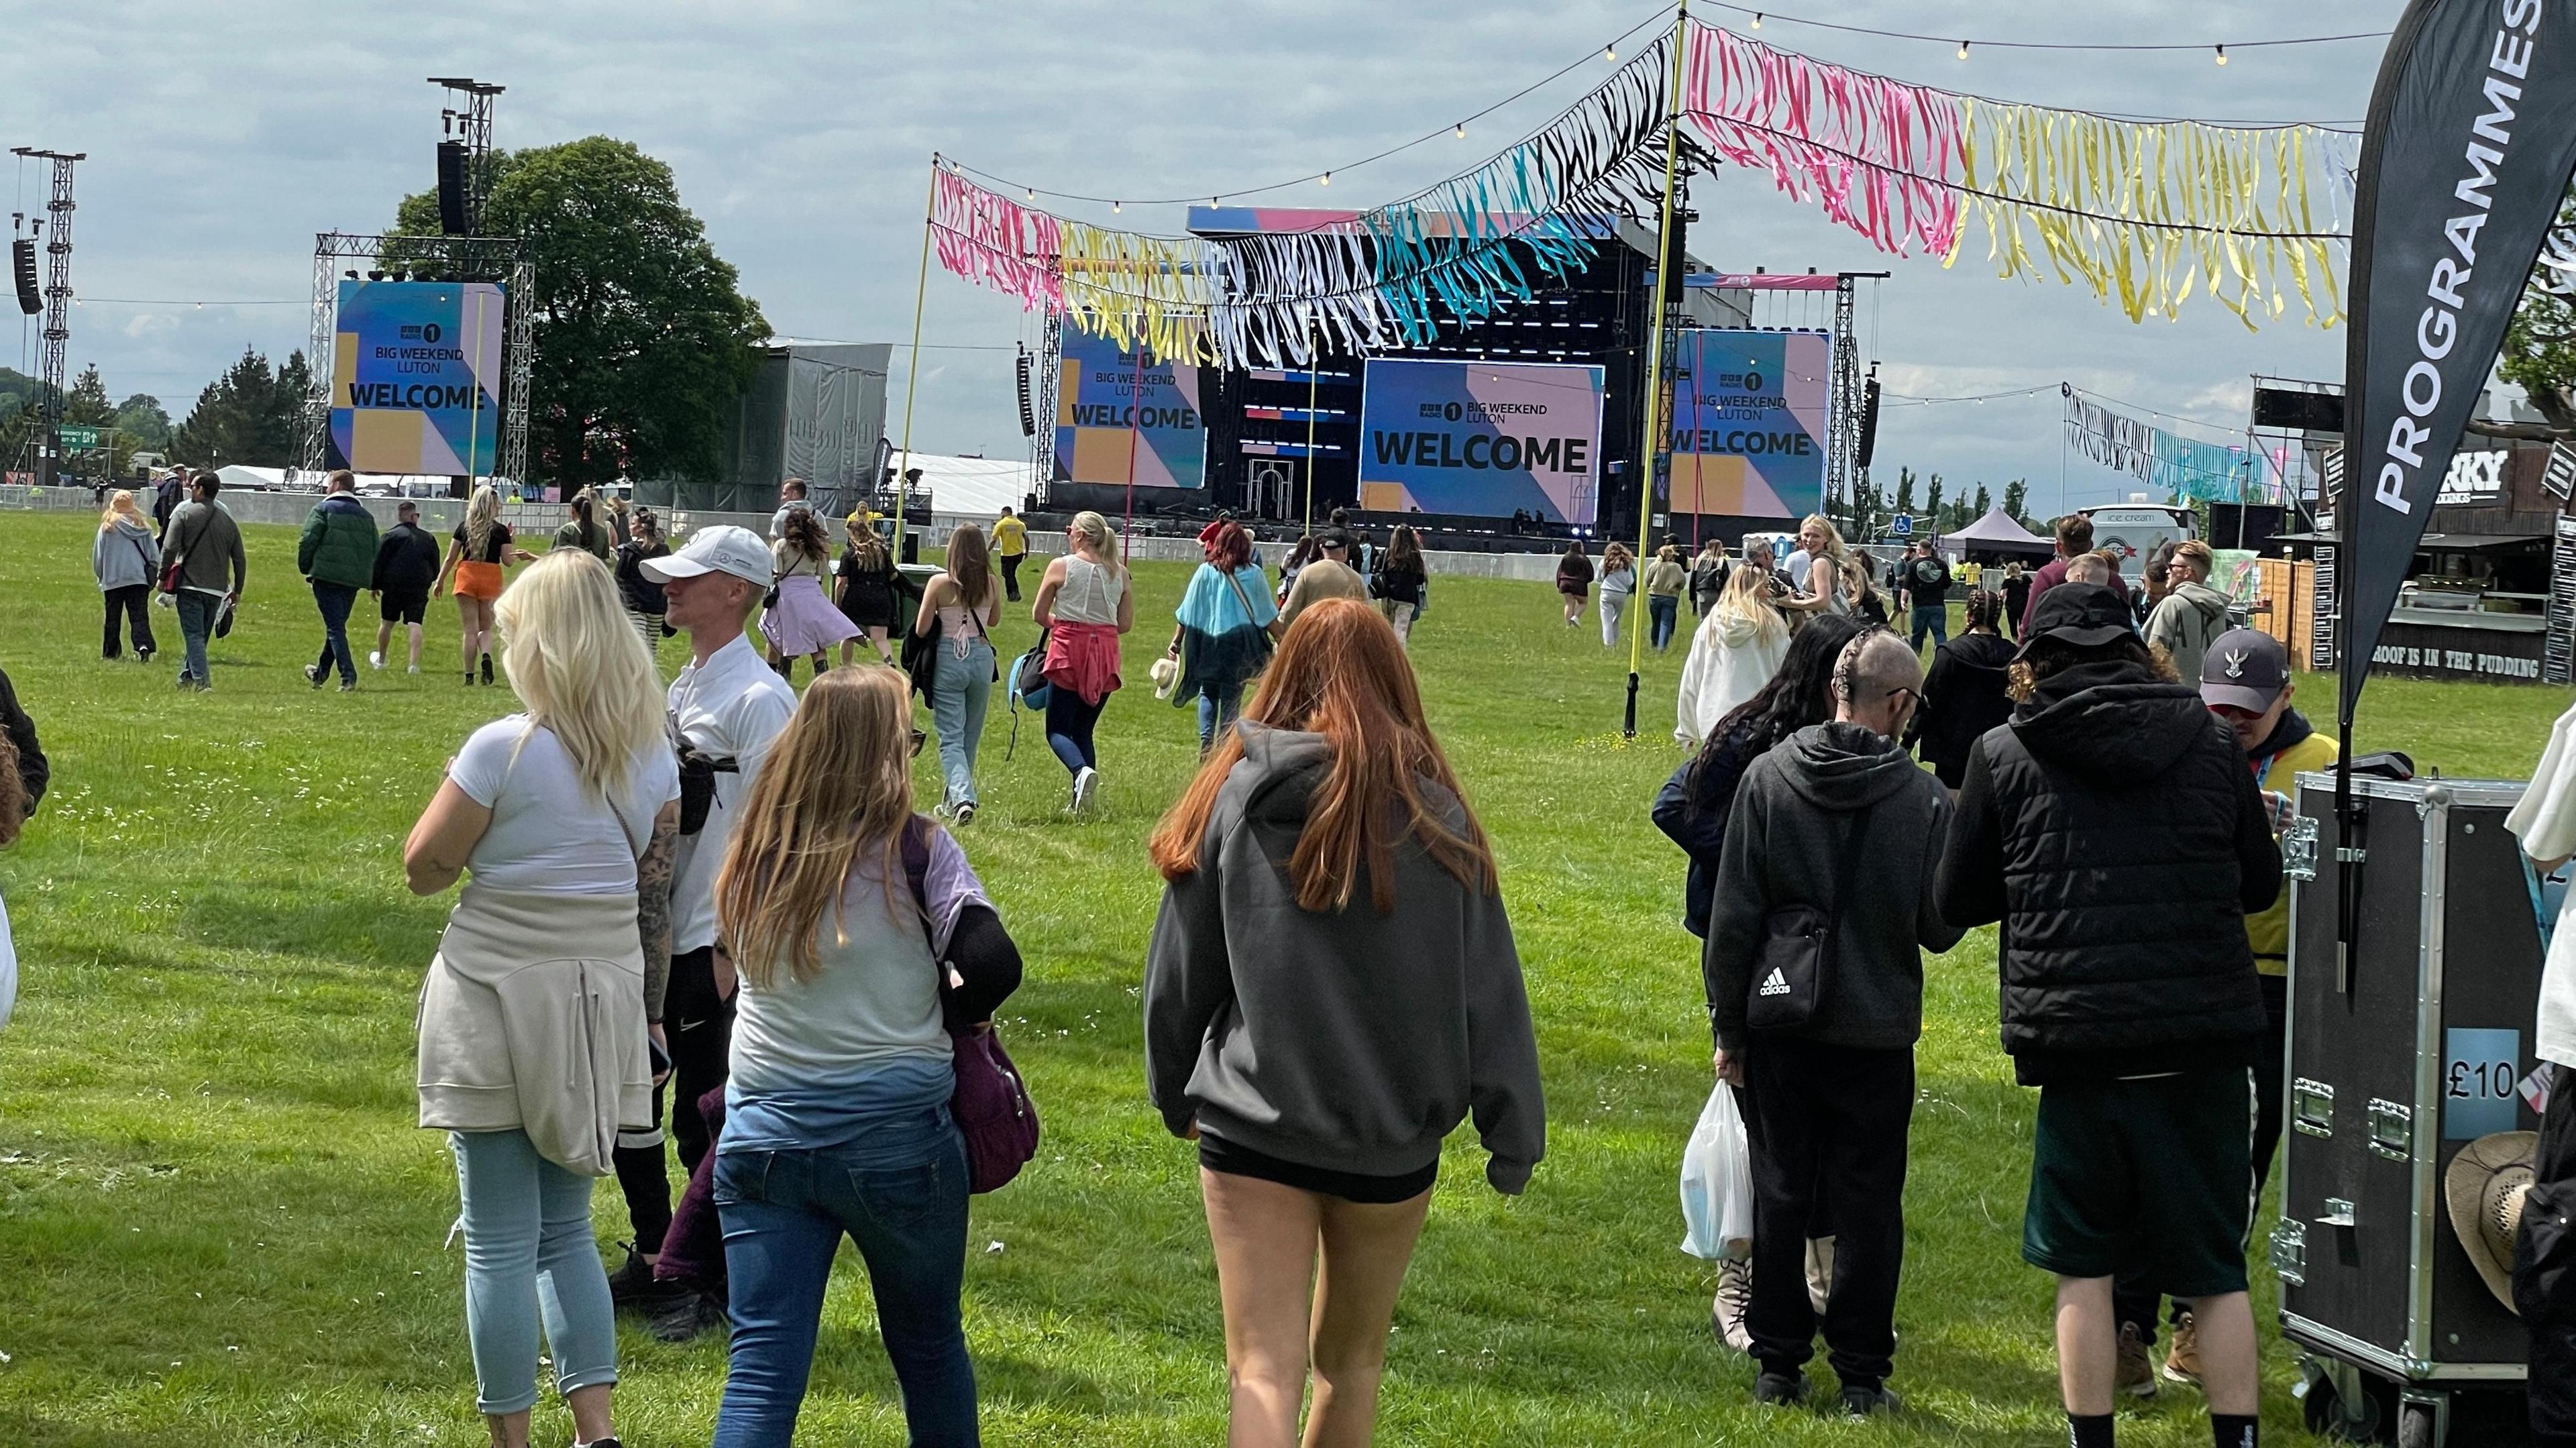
[1031,309,1061,499]
[299,231,533,486]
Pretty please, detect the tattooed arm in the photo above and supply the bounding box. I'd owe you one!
[637,801,680,1022]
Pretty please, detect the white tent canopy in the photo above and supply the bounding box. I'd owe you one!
[896,452,1034,518]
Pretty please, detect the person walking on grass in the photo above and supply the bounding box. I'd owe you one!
[2018,514,2093,635]
[760,507,857,683]
[93,488,159,664]
[1674,563,1793,750]
[402,551,680,1448]
[1146,599,1545,1448]
[1556,540,1595,627]
[1904,590,2016,791]
[1652,613,1864,1354]
[552,491,614,563]
[297,469,380,692]
[1705,630,1960,1418]
[1280,533,1368,625]
[706,665,1024,1447]
[610,508,672,661]
[1689,539,1731,618]
[1935,583,2279,1448]
[1596,542,1637,647]
[1371,524,1430,649]
[833,517,904,669]
[158,472,246,693]
[438,484,538,687]
[914,523,1002,824]
[1032,510,1132,814]
[992,506,1029,603]
[2145,541,2232,688]
[1165,520,1283,755]
[1642,544,1686,651]
[625,524,800,1342]
[371,499,443,675]
[1900,541,1952,653]
[1275,535,1318,609]
[2000,561,2030,641]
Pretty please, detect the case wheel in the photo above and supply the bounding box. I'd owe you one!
[2296,1355,2385,1442]
[2395,1396,2443,1448]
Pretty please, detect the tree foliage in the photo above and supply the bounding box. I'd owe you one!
[1892,465,1915,519]
[2500,189,2576,432]
[171,347,308,468]
[2002,478,2034,528]
[391,136,770,487]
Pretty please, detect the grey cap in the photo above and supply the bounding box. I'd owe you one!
[2200,628,2289,712]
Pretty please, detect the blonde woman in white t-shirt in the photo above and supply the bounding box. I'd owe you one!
[402,549,681,1448]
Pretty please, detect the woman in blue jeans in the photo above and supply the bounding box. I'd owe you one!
[913,524,1002,825]
[1162,521,1281,754]
[710,666,1023,1448]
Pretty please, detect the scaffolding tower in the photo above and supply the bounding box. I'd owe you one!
[11,148,81,488]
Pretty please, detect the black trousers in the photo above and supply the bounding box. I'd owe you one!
[1746,1035,1914,1390]
[664,946,736,1175]
[1000,551,1023,601]
[102,584,156,659]
[2519,1062,2576,1446]
[611,1074,673,1254]
[2116,972,2285,1344]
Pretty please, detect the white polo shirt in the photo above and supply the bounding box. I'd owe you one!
[667,631,797,954]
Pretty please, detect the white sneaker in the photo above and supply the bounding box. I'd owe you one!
[1071,766,1098,812]
[1711,1257,1754,1355]
[954,801,977,827]
[407,663,421,675]
[368,651,384,670]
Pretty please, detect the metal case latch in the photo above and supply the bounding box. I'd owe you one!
[2293,1078,2334,1137]
[2282,815,2320,882]
[2368,1099,2413,1162]
[2318,1198,2356,1228]
[2271,1218,2307,1286]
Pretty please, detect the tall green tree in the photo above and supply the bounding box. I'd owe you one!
[392,135,771,486]
[116,394,173,452]
[1892,465,1915,520]
[2500,188,2576,431]
[2003,478,2033,528]
[171,347,307,468]
[1926,474,1945,528]
[1971,482,1992,520]
[65,366,115,427]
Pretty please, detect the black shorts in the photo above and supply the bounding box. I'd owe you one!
[1199,1131,1436,1205]
[380,588,429,625]
[2023,1068,2255,1297]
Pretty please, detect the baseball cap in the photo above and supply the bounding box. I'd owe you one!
[2013,581,2134,659]
[2200,628,2290,713]
[641,523,771,588]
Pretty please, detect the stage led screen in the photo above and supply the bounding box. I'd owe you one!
[1356,358,1605,524]
[1053,327,1205,488]
[327,280,505,476]
[1668,329,1829,520]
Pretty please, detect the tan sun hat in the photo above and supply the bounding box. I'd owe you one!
[2442,1130,2537,1314]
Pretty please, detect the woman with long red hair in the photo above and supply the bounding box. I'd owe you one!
[1144,598,1545,1448]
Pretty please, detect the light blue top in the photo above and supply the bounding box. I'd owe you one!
[1175,563,1278,635]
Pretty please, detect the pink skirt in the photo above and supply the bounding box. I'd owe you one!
[760,574,859,655]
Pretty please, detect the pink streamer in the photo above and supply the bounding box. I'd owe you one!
[1680,23,1964,259]
[932,168,1065,313]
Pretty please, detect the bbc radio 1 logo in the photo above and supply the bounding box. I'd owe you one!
[399,322,445,343]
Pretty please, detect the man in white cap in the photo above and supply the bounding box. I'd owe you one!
[610,524,795,1339]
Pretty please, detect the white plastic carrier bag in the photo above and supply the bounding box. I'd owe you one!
[1678,1081,1753,1260]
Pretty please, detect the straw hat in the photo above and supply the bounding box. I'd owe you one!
[1149,654,1180,701]
[2442,1130,2537,1313]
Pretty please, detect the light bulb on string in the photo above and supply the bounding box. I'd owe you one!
[1112,200,1122,214]
[2214,44,2228,65]
[1750,11,1762,28]
[1320,171,1331,186]
[1454,122,1466,140]
[1956,40,1970,60]
[1604,44,1616,62]
[1025,187,1035,202]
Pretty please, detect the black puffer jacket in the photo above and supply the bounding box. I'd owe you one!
[1935,658,2279,1084]
[1907,631,2017,788]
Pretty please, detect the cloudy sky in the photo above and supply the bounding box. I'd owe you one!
[6,1,2405,510]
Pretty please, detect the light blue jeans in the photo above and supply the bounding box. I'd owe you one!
[450,1128,619,1416]
[931,638,995,810]
[1195,682,1244,755]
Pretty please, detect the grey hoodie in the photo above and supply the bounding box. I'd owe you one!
[1144,722,1546,1192]
[2146,577,2233,685]
[94,517,159,592]
[1704,720,1962,1051]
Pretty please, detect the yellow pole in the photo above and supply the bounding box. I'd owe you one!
[1625,0,1689,738]
[892,156,939,552]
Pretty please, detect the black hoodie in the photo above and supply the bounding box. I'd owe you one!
[1907,630,2017,789]
[1935,659,2279,1084]
[1704,721,1963,1051]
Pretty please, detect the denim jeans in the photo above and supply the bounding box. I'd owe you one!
[930,639,994,810]
[450,1128,620,1416]
[1195,681,1244,754]
[712,1111,977,1448]
[1647,594,1679,651]
[312,581,359,685]
[175,591,219,685]
[1909,604,1948,653]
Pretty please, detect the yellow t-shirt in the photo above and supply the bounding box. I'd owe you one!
[992,516,1028,557]
[2248,729,2341,973]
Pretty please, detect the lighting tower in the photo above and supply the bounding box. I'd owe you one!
[11,148,83,488]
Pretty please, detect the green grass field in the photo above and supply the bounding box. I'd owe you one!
[0,508,2564,1447]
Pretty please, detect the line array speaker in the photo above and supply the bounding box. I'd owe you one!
[12,238,38,316]
[437,141,470,235]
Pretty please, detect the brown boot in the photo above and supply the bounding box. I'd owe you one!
[2161,1309,2203,1386]
[2116,1321,2157,1398]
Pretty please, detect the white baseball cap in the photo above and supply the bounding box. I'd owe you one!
[641,524,770,588]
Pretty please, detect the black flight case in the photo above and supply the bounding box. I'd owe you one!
[2276,773,2542,1446]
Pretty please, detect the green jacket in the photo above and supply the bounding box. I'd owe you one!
[299,494,381,590]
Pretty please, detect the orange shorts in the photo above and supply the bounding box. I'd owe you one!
[454,560,504,601]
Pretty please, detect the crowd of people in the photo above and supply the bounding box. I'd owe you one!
[35,479,2576,1448]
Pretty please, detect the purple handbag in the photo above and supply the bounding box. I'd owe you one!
[901,817,1039,1193]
